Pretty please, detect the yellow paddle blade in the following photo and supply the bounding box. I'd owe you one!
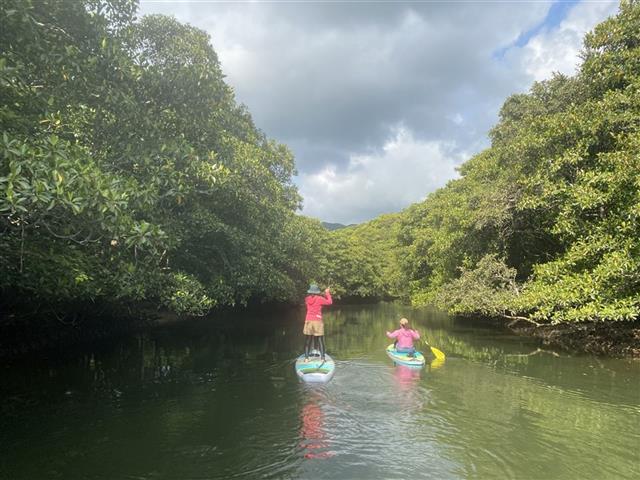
[430,357,445,370]
[430,346,446,361]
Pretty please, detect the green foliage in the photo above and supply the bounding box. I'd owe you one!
[0,0,305,317]
[435,254,519,317]
[2,0,638,326]
[399,2,640,323]
[314,214,406,300]
[161,272,215,316]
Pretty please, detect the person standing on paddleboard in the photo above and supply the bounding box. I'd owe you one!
[386,318,420,357]
[303,284,332,362]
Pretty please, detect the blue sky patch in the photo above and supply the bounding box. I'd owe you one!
[493,0,581,60]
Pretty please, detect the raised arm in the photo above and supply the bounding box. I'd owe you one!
[320,288,332,305]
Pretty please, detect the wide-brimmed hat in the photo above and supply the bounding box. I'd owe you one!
[307,284,322,294]
[399,317,409,326]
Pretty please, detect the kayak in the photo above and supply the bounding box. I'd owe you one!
[295,350,335,383]
[386,344,425,367]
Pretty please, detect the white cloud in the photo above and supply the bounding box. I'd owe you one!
[512,1,618,82]
[298,126,461,224]
[137,1,618,224]
[139,0,550,166]
[448,113,464,126]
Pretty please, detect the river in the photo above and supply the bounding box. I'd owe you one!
[1,303,638,479]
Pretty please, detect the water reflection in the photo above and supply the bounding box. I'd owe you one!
[393,364,421,391]
[1,303,639,480]
[299,389,335,460]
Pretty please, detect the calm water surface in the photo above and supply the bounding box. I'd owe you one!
[1,303,639,479]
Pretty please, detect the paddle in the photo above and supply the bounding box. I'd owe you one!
[424,340,446,361]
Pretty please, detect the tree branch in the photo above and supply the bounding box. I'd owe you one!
[502,314,544,327]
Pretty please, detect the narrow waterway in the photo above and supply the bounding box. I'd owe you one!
[1,303,638,479]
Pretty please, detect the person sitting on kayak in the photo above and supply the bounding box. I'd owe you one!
[386,318,420,356]
[304,284,332,363]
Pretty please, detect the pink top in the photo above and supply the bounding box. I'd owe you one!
[386,328,420,349]
[305,293,332,322]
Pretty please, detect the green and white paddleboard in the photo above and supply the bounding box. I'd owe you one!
[386,344,425,367]
[295,350,335,383]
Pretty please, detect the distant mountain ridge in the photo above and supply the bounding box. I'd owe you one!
[322,222,356,231]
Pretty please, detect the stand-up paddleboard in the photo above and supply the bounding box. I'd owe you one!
[295,350,335,383]
[386,344,425,367]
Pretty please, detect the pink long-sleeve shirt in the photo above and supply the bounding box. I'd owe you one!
[305,293,332,322]
[386,328,420,349]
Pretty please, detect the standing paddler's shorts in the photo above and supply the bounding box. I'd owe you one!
[303,321,324,336]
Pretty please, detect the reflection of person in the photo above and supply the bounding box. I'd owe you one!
[394,364,421,390]
[386,317,420,356]
[303,284,332,362]
[300,396,334,459]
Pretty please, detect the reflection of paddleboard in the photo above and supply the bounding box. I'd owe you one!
[386,344,425,367]
[295,350,335,383]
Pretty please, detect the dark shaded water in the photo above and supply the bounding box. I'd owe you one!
[1,303,639,479]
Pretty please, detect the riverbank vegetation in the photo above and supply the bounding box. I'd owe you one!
[1,0,322,319]
[1,1,638,353]
[340,2,640,328]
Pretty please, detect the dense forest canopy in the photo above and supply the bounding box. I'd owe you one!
[1,0,638,326]
[0,0,320,317]
[316,1,640,324]
[397,1,640,323]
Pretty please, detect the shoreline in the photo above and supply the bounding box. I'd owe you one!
[2,304,639,360]
[505,319,640,358]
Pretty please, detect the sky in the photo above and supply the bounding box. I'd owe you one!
[138,0,619,225]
